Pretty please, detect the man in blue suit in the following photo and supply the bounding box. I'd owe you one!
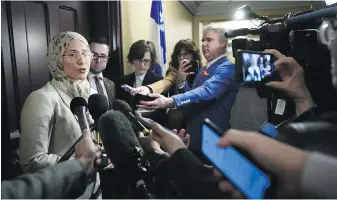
[138,25,238,161]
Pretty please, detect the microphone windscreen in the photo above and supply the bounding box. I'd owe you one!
[70,97,88,114]
[113,99,133,113]
[97,110,141,166]
[88,94,109,121]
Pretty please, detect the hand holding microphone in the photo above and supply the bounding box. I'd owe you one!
[97,110,153,199]
[58,97,90,163]
[75,129,101,176]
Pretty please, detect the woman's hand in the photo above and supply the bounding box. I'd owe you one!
[130,86,151,95]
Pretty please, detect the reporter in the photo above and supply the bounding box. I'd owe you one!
[1,129,100,199]
[216,129,337,198]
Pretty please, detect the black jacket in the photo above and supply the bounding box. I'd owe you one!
[156,148,231,199]
[116,71,163,104]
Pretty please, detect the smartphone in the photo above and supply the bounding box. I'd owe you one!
[121,84,134,93]
[185,60,200,73]
[235,50,275,84]
[259,121,278,137]
[133,94,156,103]
[202,118,270,199]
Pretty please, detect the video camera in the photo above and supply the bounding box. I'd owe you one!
[228,6,337,123]
[228,6,337,65]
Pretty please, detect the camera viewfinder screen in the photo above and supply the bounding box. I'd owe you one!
[241,52,274,83]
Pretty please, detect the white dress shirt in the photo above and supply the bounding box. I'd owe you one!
[88,72,108,99]
[133,72,147,88]
[206,54,226,69]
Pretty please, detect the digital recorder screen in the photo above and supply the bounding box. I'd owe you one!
[201,124,270,199]
[241,52,274,83]
[260,122,278,137]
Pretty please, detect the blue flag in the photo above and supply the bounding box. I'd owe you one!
[150,0,167,76]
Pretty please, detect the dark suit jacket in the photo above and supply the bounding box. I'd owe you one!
[103,77,116,109]
[1,159,87,199]
[156,148,231,199]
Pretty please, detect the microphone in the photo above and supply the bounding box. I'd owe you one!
[97,110,153,199]
[113,100,150,136]
[286,6,337,28]
[70,97,90,131]
[87,94,110,167]
[58,97,89,163]
[88,94,109,131]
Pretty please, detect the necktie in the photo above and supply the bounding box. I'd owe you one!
[94,75,104,95]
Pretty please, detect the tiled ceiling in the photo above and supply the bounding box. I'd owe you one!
[180,1,327,16]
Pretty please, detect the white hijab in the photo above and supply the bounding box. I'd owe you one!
[47,31,91,100]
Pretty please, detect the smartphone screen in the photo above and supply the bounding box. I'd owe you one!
[201,124,270,199]
[259,122,278,137]
[236,51,274,84]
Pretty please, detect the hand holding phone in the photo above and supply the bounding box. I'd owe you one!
[121,84,134,93]
[201,118,271,199]
[185,60,200,73]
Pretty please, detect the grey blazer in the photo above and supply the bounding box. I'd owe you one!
[19,79,99,199]
[1,159,87,199]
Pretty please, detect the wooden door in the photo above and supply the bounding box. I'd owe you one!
[1,0,91,179]
[1,1,91,134]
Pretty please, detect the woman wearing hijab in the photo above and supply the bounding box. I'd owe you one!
[18,32,101,198]
[19,31,92,172]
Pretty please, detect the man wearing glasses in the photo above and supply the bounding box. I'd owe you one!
[88,37,116,107]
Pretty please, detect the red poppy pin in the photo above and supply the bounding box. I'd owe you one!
[202,70,209,76]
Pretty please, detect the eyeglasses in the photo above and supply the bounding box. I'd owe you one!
[63,51,93,63]
[92,53,110,62]
[136,59,152,65]
[318,19,337,46]
[179,51,191,58]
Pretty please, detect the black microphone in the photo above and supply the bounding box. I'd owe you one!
[87,94,110,168]
[58,97,89,163]
[88,94,109,131]
[113,100,150,136]
[97,110,153,199]
[286,6,337,28]
[70,97,90,131]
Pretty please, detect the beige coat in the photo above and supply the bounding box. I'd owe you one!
[19,79,99,198]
